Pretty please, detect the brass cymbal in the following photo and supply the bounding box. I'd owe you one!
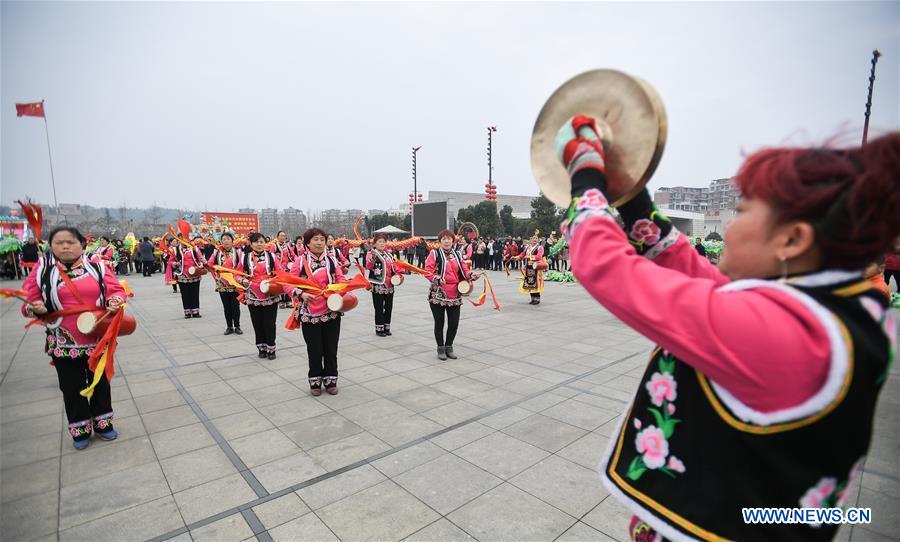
[530,69,667,208]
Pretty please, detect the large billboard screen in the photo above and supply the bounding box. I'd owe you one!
[413,201,448,238]
[201,212,259,234]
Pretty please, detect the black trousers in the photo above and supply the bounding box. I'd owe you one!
[248,303,278,352]
[178,281,200,314]
[429,303,460,347]
[372,292,394,330]
[219,291,242,328]
[302,317,341,380]
[54,355,113,439]
[417,254,427,268]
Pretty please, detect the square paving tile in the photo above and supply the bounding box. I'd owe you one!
[59,461,171,529]
[251,451,328,492]
[252,492,311,529]
[160,444,238,492]
[454,431,550,479]
[448,482,575,541]
[59,495,185,542]
[230,428,302,467]
[395,454,503,515]
[280,412,364,451]
[403,518,476,541]
[296,464,387,510]
[307,431,392,471]
[212,409,275,440]
[317,480,440,542]
[173,472,258,524]
[190,513,254,541]
[149,422,218,460]
[510,455,609,517]
[268,512,339,542]
[502,413,588,453]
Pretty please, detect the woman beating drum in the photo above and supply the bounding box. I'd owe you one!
[21,227,129,450]
[288,228,349,396]
[207,232,244,336]
[366,233,407,337]
[536,68,899,541]
[239,232,284,359]
[424,229,479,360]
[173,240,206,318]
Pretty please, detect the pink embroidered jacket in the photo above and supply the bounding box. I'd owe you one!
[365,249,399,285]
[520,243,544,265]
[22,255,127,351]
[424,249,471,299]
[568,213,832,412]
[244,251,284,304]
[291,250,346,316]
[269,242,294,269]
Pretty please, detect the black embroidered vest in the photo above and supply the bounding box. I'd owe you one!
[601,278,892,541]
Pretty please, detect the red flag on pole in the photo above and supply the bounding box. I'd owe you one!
[16,102,45,118]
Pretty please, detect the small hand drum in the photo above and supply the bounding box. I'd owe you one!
[76,310,137,339]
[390,274,404,287]
[326,292,358,312]
[260,280,284,296]
[457,280,473,296]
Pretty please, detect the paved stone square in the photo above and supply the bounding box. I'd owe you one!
[1,271,897,541]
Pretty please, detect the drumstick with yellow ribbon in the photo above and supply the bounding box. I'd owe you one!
[0,288,29,303]
[80,278,136,399]
[468,271,501,310]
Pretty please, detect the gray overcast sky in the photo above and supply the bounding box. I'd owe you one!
[3,1,898,212]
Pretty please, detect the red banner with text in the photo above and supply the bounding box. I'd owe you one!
[201,212,259,235]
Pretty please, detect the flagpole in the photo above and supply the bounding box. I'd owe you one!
[40,101,64,224]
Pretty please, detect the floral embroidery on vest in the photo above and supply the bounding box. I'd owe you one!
[627,351,686,480]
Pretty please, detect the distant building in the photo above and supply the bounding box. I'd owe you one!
[708,177,740,211]
[426,190,536,220]
[259,208,279,235]
[653,186,708,213]
[281,207,308,237]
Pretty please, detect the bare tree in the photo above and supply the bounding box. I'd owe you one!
[144,203,162,228]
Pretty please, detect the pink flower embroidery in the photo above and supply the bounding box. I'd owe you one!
[575,189,607,210]
[630,219,661,246]
[646,372,678,407]
[799,477,838,508]
[667,403,676,416]
[69,349,79,358]
[634,418,642,430]
[53,347,63,357]
[667,456,686,473]
[635,426,669,469]
[837,458,866,507]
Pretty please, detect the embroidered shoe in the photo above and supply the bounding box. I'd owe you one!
[267,352,277,360]
[444,345,458,359]
[384,327,392,336]
[96,428,118,441]
[309,379,322,397]
[73,438,92,450]
[258,350,267,358]
[324,378,338,395]
[437,346,447,361]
